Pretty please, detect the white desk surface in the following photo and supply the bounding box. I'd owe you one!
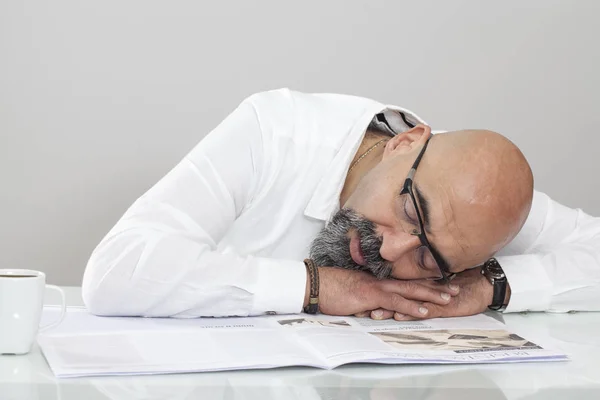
[1,287,599,400]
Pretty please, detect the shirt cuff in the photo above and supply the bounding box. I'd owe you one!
[496,254,554,313]
[250,258,307,315]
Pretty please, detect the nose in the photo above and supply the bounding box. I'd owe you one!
[378,227,422,262]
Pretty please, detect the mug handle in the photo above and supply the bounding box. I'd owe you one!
[39,285,67,333]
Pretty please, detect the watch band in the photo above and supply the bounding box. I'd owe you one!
[303,259,320,314]
[489,278,507,311]
[481,258,508,311]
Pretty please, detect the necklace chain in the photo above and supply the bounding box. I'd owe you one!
[348,138,388,173]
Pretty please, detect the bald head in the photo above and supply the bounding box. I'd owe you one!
[327,125,534,280]
[428,130,533,251]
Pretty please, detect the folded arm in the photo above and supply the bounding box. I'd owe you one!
[82,96,307,317]
[498,190,600,312]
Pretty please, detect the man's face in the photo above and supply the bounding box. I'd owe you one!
[309,207,394,279]
[310,132,506,280]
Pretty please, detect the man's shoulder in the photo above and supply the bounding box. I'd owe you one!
[243,88,383,120]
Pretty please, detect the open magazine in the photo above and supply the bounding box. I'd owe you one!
[38,307,567,378]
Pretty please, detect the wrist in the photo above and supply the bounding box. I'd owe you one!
[481,258,508,311]
[504,282,511,306]
[481,271,495,305]
[303,259,320,314]
[483,277,510,307]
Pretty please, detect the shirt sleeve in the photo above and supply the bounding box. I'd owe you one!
[81,93,307,318]
[496,190,600,313]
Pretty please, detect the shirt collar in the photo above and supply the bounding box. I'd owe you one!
[304,104,428,221]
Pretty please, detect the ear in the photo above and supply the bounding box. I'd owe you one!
[382,124,432,160]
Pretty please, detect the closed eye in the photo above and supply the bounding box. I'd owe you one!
[402,194,419,225]
[416,246,438,272]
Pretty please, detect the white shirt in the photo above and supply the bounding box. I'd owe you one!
[81,88,600,317]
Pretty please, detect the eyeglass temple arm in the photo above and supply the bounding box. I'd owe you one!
[402,137,431,190]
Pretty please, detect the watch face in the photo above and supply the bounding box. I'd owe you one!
[484,259,505,279]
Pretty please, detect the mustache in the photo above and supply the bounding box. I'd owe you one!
[309,208,393,279]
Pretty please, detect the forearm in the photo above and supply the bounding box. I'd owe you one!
[83,227,307,317]
[499,246,600,313]
[496,191,600,313]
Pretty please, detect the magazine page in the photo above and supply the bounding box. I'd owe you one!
[38,308,567,378]
[38,308,326,378]
[271,314,567,369]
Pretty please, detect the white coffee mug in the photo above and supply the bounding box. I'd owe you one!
[0,269,66,355]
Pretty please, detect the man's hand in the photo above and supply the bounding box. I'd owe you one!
[359,267,501,321]
[306,267,460,319]
[421,267,494,318]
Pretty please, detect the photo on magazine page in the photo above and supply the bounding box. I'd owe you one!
[370,329,542,353]
[277,317,352,328]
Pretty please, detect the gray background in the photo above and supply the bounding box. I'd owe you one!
[1,0,599,285]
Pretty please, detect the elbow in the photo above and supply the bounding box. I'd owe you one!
[82,274,122,316]
[82,287,112,316]
[82,261,130,316]
[82,239,145,317]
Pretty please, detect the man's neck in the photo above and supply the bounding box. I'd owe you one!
[339,130,389,206]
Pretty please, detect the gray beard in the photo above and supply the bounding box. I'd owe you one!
[309,208,393,279]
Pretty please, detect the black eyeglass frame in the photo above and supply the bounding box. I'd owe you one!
[399,137,455,283]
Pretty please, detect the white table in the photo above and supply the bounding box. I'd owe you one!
[1,287,599,400]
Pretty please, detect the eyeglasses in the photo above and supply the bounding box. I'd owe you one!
[398,137,455,283]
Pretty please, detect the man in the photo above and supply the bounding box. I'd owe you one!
[82,89,600,320]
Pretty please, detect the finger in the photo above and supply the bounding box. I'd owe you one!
[420,302,446,319]
[370,309,394,320]
[380,280,453,305]
[379,293,431,319]
[354,311,370,318]
[442,282,460,295]
[413,279,461,296]
[393,312,417,321]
